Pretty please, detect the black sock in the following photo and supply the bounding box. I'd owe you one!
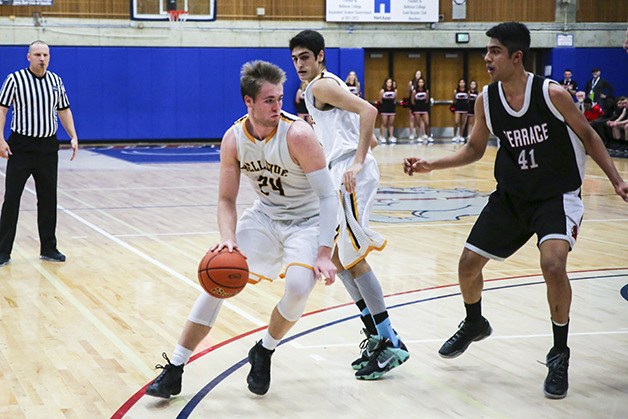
[356,300,377,335]
[552,320,569,351]
[464,299,482,323]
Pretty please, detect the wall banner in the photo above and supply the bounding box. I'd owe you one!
[0,0,54,5]
[326,0,439,23]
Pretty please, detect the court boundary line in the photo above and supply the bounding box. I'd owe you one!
[111,268,628,418]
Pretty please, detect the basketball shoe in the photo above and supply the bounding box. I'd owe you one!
[0,254,10,267]
[40,249,66,262]
[438,317,492,358]
[355,338,409,380]
[543,347,570,399]
[351,329,380,371]
[247,340,274,395]
[145,353,184,398]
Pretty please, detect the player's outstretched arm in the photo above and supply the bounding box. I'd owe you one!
[403,93,490,176]
[550,83,628,202]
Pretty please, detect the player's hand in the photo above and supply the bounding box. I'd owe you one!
[210,240,246,258]
[403,157,433,175]
[313,247,336,286]
[615,181,628,203]
[343,162,363,194]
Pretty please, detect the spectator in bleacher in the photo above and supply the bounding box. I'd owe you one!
[378,77,397,144]
[592,97,626,146]
[575,91,586,112]
[584,68,614,110]
[559,69,577,98]
[607,97,627,142]
[582,98,604,122]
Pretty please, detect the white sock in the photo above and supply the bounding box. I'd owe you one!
[262,331,281,351]
[171,344,193,366]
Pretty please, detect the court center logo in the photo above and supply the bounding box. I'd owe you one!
[370,186,489,223]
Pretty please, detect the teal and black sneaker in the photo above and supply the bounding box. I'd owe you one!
[355,338,409,380]
[351,329,380,371]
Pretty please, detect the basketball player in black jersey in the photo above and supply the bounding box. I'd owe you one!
[403,21,628,399]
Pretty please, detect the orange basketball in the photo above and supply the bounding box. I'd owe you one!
[198,249,249,299]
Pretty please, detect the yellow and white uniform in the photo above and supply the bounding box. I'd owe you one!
[233,111,320,283]
[304,71,386,269]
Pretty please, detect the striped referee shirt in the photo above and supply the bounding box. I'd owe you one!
[0,68,70,138]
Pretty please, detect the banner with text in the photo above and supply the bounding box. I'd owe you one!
[0,0,53,4]
[326,0,438,22]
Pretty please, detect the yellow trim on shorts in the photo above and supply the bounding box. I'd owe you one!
[343,239,388,270]
[247,271,273,284]
[345,193,361,251]
[279,262,314,279]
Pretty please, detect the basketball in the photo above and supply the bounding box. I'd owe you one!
[197,249,249,299]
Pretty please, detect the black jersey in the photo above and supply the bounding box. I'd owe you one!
[484,74,587,201]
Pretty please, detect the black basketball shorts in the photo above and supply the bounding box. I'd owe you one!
[465,187,584,261]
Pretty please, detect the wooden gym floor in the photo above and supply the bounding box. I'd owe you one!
[0,141,626,418]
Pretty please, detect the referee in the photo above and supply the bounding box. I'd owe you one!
[0,40,79,267]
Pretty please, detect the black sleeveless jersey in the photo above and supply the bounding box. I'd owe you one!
[484,74,586,201]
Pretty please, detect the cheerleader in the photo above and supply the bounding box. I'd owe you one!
[379,78,398,143]
[452,78,468,142]
[411,78,433,143]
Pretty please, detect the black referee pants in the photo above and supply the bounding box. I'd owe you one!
[0,132,59,256]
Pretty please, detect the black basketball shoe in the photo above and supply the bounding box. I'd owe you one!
[145,352,184,398]
[438,317,493,358]
[543,347,570,399]
[40,249,66,262]
[247,340,274,395]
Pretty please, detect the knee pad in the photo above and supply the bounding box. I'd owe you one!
[188,291,224,327]
[276,265,316,322]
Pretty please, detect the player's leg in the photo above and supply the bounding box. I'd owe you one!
[540,239,572,399]
[244,212,314,395]
[247,264,316,395]
[146,292,224,398]
[333,155,408,379]
[349,258,410,380]
[439,190,530,358]
[534,191,583,399]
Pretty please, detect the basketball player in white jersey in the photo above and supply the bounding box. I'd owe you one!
[404,22,628,399]
[145,60,338,398]
[289,30,409,381]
